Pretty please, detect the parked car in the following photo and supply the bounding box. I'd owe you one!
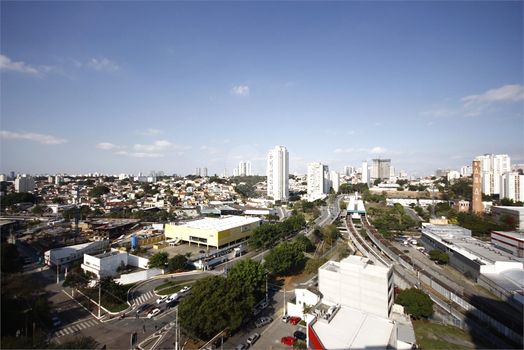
[281,336,295,346]
[136,303,150,313]
[255,316,272,328]
[282,315,291,323]
[246,333,260,346]
[212,337,227,349]
[268,284,280,291]
[289,316,301,325]
[51,316,61,327]
[253,308,262,317]
[294,330,306,341]
[147,308,161,318]
[235,343,248,350]
[259,301,268,309]
[156,295,169,304]
[180,286,192,293]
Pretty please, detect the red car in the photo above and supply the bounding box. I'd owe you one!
[289,316,301,325]
[281,336,295,346]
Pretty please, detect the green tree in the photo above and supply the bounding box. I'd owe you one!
[148,252,169,268]
[395,288,434,320]
[32,295,52,321]
[428,250,449,264]
[88,186,110,198]
[63,271,90,297]
[168,254,188,271]
[31,204,47,217]
[1,242,23,274]
[178,275,255,339]
[263,241,304,276]
[227,257,266,295]
[304,258,328,274]
[294,234,315,252]
[115,260,127,274]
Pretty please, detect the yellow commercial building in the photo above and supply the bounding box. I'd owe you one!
[165,216,262,249]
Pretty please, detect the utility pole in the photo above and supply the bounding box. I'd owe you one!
[56,263,60,284]
[98,279,102,318]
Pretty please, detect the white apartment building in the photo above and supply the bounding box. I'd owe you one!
[237,161,252,176]
[447,170,461,182]
[500,172,524,202]
[14,174,35,193]
[318,256,394,319]
[461,166,472,177]
[476,154,511,196]
[361,160,370,186]
[371,159,391,181]
[307,163,325,199]
[267,146,289,201]
[195,167,201,176]
[343,166,355,176]
[203,167,208,177]
[329,171,340,193]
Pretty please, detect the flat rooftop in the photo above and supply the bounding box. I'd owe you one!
[311,304,394,350]
[174,215,261,232]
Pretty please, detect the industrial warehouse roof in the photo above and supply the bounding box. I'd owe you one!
[311,305,395,350]
[174,215,261,232]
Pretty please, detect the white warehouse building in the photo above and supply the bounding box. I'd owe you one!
[81,249,150,278]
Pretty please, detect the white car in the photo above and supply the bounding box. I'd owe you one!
[147,308,161,318]
[156,295,169,304]
[167,293,178,302]
[180,286,192,293]
[247,333,260,346]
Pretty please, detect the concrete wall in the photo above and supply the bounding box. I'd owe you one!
[127,254,149,269]
[115,267,163,285]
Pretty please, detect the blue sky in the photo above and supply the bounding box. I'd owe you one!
[1,1,523,177]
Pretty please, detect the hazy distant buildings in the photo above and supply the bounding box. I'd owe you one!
[14,174,35,193]
[461,166,472,177]
[343,166,355,176]
[267,146,289,201]
[203,167,208,177]
[236,161,252,176]
[223,167,229,177]
[195,167,201,177]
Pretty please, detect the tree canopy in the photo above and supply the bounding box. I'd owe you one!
[263,241,304,276]
[395,288,434,320]
[428,250,449,264]
[148,251,169,268]
[88,186,110,198]
[168,254,188,271]
[178,275,255,339]
[227,257,266,295]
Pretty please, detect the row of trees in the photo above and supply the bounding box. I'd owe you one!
[146,252,188,271]
[248,212,306,249]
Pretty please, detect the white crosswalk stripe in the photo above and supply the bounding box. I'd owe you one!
[54,319,99,338]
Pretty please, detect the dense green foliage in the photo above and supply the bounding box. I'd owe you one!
[304,258,328,274]
[294,234,315,252]
[367,206,415,238]
[227,258,266,295]
[1,242,23,274]
[248,212,306,249]
[178,275,255,339]
[1,192,36,208]
[168,254,188,271]
[395,288,434,320]
[88,185,110,197]
[263,241,305,276]
[148,251,169,268]
[428,250,449,264]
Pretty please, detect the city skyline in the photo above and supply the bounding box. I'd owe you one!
[1,1,523,177]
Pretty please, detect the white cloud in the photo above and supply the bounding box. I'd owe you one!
[200,145,221,154]
[286,81,295,87]
[347,130,356,135]
[134,140,171,152]
[334,148,354,153]
[69,58,82,68]
[450,155,462,160]
[96,142,124,150]
[461,84,524,105]
[88,58,120,72]
[0,55,39,74]
[0,131,68,145]
[115,151,163,158]
[231,85,250,97]
[369,147,387,154]
[375,122,382,126]
[133,129,164,136]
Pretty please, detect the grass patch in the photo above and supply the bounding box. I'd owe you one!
[413,320,490,349]
[156,279,195,295]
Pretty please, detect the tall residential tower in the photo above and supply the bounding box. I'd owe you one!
[267,146,289,201]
